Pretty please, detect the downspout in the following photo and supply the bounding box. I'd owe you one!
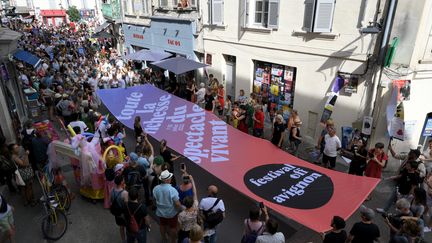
[369,0,398,134]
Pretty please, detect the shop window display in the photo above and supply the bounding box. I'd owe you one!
[253,61,296,121]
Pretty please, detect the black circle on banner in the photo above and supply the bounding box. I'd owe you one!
[244,163,334,209]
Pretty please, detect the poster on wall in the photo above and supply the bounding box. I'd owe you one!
[271,64,284,76]
[423,118,432,137]
[255,68,264,82]
[404,120,417,141]
[284,67,294,82]
[341,127,354,149]
[390,117,405,141]
[393,80,411,101]
[362,116,373,136]
[345,77,359,94]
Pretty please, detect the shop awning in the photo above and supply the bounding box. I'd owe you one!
[91,31,114,39]
[12,49,41,68]
[152,56,208,75]
[123,50,172,62]
[94,21,111,34]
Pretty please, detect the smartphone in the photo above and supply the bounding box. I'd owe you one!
[180,163,185,170]
[259,202,264,209]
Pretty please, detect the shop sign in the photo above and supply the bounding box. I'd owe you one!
[133,34,144,39]
[167,39,181,46]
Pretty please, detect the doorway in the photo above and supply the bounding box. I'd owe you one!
[224,55,236,100]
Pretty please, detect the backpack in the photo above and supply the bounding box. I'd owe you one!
[21,129,35,151]
[203,198,224,229]
[126,168,142,189]
[105,168,115,181]
[110,189,124,216]
[127,203,143,234]
[241,219,264,243]
[0,155,14,171]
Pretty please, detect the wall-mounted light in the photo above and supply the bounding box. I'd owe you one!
[163,28,167,35]
[360,22,382,34]
[175,30,179,37]
[142,28,146,34]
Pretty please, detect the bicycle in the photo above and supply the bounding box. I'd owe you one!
[39,166,72,211]
[36,170,69,240]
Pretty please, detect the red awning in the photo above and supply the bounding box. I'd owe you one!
[40,10,66,17]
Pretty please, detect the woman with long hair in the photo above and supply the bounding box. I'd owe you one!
[9,144,36,207]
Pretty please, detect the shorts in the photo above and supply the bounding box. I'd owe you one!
[0,210,14,235]
[253,128,263,138]
[115,215,126,226]
[322,154,337,168]
[159,215,178,228]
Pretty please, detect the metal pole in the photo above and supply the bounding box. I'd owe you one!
[369,0,398,117]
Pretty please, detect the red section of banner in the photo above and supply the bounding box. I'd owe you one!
[97,85,380,232]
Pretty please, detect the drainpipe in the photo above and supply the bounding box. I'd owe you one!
[369,0,398,137]
[369,0,398,117]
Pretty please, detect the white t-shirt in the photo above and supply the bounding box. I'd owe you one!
[323,134,341,157]
[199,197,225,236]
[196,88,206,103]
[256,232,285,243]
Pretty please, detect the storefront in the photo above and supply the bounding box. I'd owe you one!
[123,18,197,59]
[123,24,152,54]
[40,10,67,26]
[252,60,297,117]
[150,17,196,59]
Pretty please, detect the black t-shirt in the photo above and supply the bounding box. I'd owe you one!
[122,165,146,188]
[161,149,174,171]
[271,122,286,145]
[169,80,178,94]
[350,222,380,243]
[397,169,421,195]
[204,94,214,111]
[134,124,143,139]
[123,201,148,231]
[323,230,347,243]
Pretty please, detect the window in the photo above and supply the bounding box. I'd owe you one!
[133,0,147,15]
[241,0,280,29]
[208,0,224,25]
[173,0,197,8]
[159,0,169,8]
[303,0,336,33]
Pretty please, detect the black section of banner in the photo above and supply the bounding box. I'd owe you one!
[244,164,334,209]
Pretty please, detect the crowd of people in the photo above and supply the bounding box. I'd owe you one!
[0,19,289,243]
[1,16,432,243]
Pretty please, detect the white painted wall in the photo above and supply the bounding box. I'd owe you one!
[201,0,379,139]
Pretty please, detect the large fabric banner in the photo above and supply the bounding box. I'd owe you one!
[98,85,380,233]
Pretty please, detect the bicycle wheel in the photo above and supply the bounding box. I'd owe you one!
[53,185,71,211]
[41,209,68,240]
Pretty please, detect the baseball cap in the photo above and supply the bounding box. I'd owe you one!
[360,205,375,220]
[129,152,138,162]
[154,155,164,166]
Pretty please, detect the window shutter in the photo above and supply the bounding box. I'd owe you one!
[240,0,249,28]
[160,0,168,7]
[302,0,315,32]
[313,0,336,33]
[267,0,279,29]
[211,0,224,25]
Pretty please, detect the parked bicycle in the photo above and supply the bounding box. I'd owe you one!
[36,170,69,240]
